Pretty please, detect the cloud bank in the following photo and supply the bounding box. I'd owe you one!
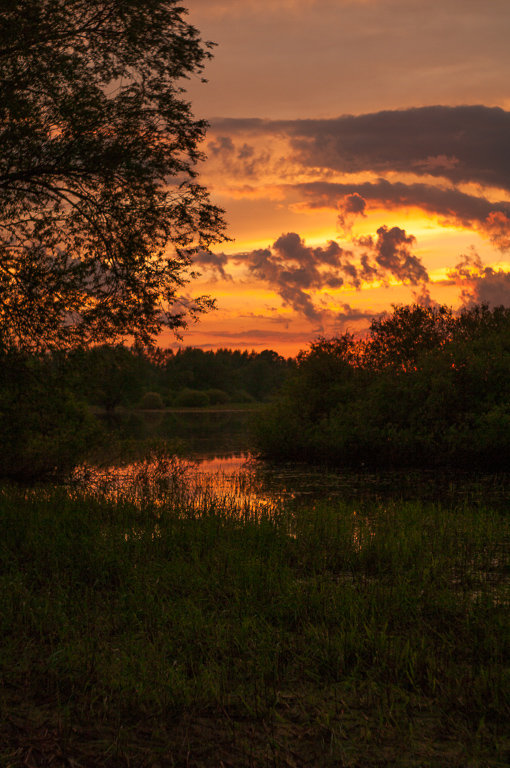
[196,227,431,326]
[207,106,510,254]
[211,106,510,191]
[198,106,510,333]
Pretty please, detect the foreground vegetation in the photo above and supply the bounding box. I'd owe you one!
[1,478,508,767]
[255,303,510,469]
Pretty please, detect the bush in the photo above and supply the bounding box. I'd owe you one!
[139,391,164,410]
[231,389,255,404]
[0,352,102,482]
[254,303,510,469]
[173,388,210,407]
[205,388,229,404]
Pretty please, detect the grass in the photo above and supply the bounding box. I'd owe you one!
[0,476,508,767]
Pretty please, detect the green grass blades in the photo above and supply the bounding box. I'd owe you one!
[0,486,508,766]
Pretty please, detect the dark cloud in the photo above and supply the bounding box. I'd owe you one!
[370,225,428,285]
[238,312,290,324]
[192,327,318,347]
[332,302,381,325]
[295,179,505,224]
[206,134,272,178]
[448,251,510,308]
[211,106,510,191]
[476,268,510,307]
[228,229,428,323]
[411,284,438,308]
[475,270,510,307]
[208,135,236,155]
[484,211,510,251]
[292,179,510,250]
[193,250,232,280]
[337,192,367,233]
[237,236,342,322]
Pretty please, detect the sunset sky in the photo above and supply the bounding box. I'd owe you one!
[168,0,510,356]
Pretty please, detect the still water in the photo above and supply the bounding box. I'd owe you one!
[79,408,510,513]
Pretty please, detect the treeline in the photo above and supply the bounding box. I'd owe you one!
[254,304,510,470]
[65,345,293,411]
[0,346,292,481]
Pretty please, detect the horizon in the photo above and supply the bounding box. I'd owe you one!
[161,0,510,357]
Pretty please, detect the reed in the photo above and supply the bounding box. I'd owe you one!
[1,479,508,766]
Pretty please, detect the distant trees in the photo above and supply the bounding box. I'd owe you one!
[254,304,510,469]
[67,346,293,409]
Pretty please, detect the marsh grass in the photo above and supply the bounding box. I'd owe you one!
[0,478,508,766]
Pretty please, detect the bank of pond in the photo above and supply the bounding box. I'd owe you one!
[2,302,510,484]
[0,461,508,767]
[0,302,509,765]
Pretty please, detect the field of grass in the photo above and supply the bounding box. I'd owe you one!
[0,478,508,767]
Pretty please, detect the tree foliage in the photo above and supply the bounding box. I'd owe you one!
[0,350,100,481]
[255,304,510,469]
[67,344,292,408]
[0,0,227,350]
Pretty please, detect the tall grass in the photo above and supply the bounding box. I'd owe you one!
[0,480,508,766]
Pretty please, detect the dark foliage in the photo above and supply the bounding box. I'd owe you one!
[0,350,101,482]
[70,345,293,407]
[0,1,227,350]
[254,304,510,469]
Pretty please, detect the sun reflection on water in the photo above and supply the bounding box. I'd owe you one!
[71,451,288,520]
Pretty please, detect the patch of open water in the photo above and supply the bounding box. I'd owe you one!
[84,409,510,512]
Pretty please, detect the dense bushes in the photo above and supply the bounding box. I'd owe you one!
[0,351,101,482]
[139,391,165,410]
[173,388,210,407]
[254,304,510,469]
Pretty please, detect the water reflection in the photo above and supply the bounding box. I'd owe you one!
[89,408,510,513]
[73,451,288,520]
[73,446,510,522]
[102,408,253,458]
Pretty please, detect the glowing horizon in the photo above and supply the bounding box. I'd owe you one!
[163,1,510,356]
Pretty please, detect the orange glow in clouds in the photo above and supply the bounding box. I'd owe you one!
[169,3,510,355]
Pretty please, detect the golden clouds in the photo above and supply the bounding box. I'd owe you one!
[182,107,510,353]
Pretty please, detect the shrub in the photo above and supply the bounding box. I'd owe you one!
[231,389,255,403]
[173,388,210,407]
[0,352,102,482]
[205,388,229,404]
[139,391,164,410]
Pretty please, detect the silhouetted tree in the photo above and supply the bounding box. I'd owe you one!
[0,1,227,350]
[364,304,457,371]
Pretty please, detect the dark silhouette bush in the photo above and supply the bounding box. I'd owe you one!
[173,388,210,407]
[0,352,101,482]
[254,303,510,469]
[231,389,256,404]
[205,388,229,404]
[139,391,164,410]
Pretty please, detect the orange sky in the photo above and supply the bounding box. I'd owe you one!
[165,0,510,357]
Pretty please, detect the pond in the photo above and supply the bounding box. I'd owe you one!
[81,408,510,513]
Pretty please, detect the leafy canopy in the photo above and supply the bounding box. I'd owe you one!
[0,0,227,350]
